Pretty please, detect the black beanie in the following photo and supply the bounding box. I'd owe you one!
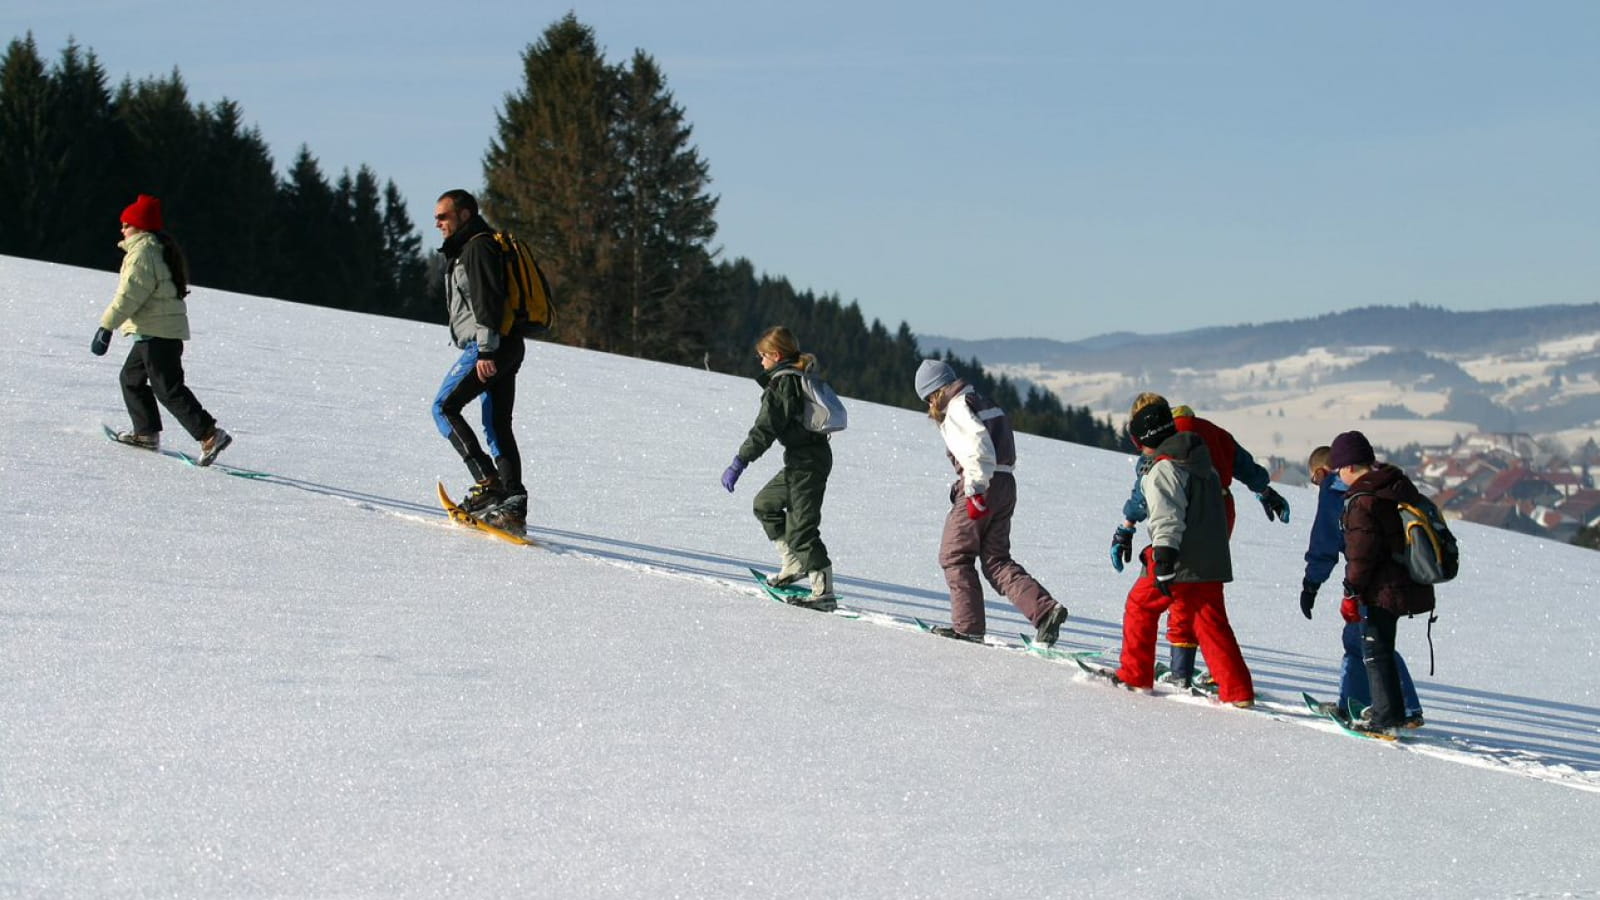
[1129,399,1178,449]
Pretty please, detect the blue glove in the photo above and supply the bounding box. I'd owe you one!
[1110,525,1135,572]
[90,327,113,356]
[720,456,747,493]
[1256,486,1290,523]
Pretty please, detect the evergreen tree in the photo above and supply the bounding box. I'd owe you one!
[615,50,719,364]
[44,41,119,268]
[186,100,279,291]
[380,180,434,322]
[335,165,386,312]
[272,146,341,306]
[484,14,624,350]
[113,69,202,206]
[0,35,52,260]
[0,37,119,266]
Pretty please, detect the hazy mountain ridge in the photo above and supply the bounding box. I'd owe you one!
[924,303,1600,373]
[924,303,1600,456]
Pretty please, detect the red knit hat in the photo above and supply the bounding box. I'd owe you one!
[120,194,164,232]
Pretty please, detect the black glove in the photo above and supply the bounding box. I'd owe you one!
[90,327,113,356]
[1151,545,1178,598]
[1109,525,1135,572]
[1256,486,1290,523]
[1300,578,1319,620]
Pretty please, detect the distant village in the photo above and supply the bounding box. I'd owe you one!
[1267,433,1600,548]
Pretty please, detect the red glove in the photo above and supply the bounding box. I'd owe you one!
[1340,595,1361,624]
[966,494,990,520]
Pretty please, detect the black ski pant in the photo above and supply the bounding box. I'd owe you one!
[1361,605,1405,728]
[437,336,525,495]
[119,337,216,440]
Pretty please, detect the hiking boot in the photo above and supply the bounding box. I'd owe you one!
[1155,669,1194,690]
[929,625,983,643]
[1401,713,1426,729]
[770,539,805,587]
[1316,701,1353,724]
[1034,604,1068,648]
[784,567,837,611]
[480,493,528,535]
[460,478,506,514]
[1350,719,1398,738]
[112,430,159,451]
[1228,699,1256,709]
[197,427,232,466]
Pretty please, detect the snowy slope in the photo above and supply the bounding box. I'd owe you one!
[2,255,1597,897]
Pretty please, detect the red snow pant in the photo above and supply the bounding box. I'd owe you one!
[1163,495,1238,654]
[939,473,1059,636]
[1117,570,1254,704]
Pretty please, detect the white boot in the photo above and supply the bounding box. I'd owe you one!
[784,567,837,612]
[807,567,837,604]
[771,539,805,586]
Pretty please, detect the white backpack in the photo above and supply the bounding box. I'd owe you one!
[773,369,848,434]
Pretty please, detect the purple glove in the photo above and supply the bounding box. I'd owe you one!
[721,456,747,493]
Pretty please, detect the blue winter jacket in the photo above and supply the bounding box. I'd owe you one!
[1120,443,1272,523]
[1302,476,1348,587]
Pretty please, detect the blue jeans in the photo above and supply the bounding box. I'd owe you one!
[1340,615,1422,717]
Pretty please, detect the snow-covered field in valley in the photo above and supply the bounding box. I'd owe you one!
[3,255,1597,897]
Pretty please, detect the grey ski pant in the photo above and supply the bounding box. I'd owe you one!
[938,472,1057,636]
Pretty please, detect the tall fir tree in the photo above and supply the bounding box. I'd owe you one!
[0,38,119,266]
[272,146,342,306]
[614,50,720,364]
[335,165,386,313]
[379,180,434,322]
[186,100,279,291]
[45,41,119,267]
[0,35,52,260]
[483,13,624,350]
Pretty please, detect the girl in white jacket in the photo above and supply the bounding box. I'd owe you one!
[93,194,231,466]
[915,359,1067,646]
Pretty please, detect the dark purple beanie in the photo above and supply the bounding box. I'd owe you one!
[1327,430,1376,469]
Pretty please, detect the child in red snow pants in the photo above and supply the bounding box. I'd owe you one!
[1117,566,1254,705]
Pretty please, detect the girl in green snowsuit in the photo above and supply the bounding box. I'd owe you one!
[720,326,835,608]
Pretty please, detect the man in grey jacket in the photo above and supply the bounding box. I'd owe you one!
[432,189,528,533]
[1115,397,1254,706]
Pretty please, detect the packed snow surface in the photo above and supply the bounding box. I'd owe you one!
[2,256,1597,897]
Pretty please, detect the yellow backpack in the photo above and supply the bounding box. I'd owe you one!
[478,231,554,335]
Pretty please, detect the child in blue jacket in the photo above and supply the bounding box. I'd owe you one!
[1301,444,1424,725]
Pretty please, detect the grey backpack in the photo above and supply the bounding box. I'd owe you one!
[773,369,848,434]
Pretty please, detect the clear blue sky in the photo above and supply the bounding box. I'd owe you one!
[8,1,1598,342]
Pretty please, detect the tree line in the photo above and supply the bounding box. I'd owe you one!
[0,24,1119,450]
[0,35,432,321]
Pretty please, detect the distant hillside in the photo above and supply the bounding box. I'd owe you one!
[923,303,1600,373]
[1325,350,1483,391]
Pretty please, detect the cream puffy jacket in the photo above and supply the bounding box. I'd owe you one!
[99,230,189,340]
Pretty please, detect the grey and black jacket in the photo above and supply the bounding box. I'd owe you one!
[441,214,511,359]
[1141,431,1233,584]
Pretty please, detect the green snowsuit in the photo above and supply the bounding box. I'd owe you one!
[736,360,832,572]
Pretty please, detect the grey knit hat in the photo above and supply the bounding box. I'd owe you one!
[915,359,958,401]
